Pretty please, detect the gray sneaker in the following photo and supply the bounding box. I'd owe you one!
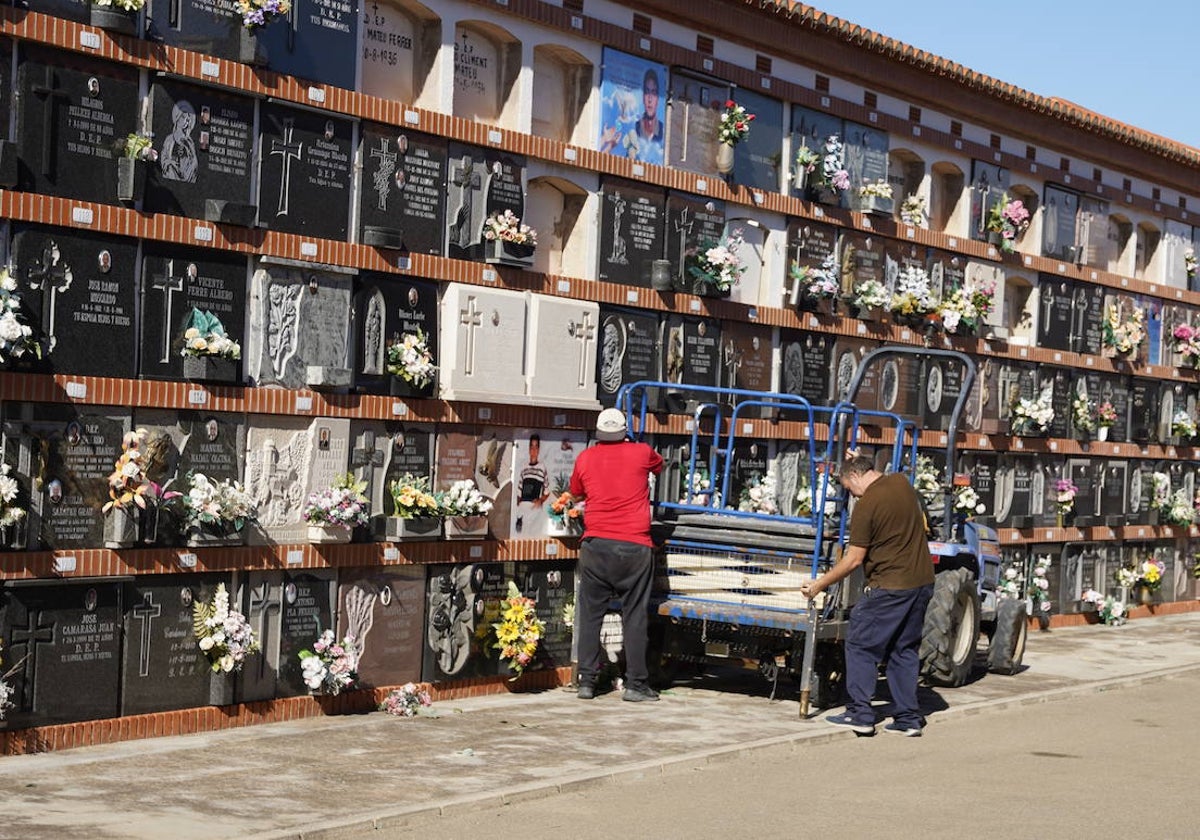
[882,721,923,737]
[622,684,660,702]
[577,683,596,700]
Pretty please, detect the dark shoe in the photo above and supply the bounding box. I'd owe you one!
[825,712,875,736]
[882,721,923,737]
[577,683,595,700]
[622,684,659,702]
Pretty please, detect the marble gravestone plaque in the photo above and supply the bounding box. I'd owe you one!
[964,260,1006,338]
[597,178,668,288]
[445,143,528,261]
[1042,184,1080,262]
[720,321,774,412]
[436,429,513,541]
[257,0,358,89]
[925,249,965,314]
[360,0,425,102]
[16,48,139,205]
[661,314,721,411]
[664,193,726,290]
[666,70,729,176]
[526,294,601,409]
[243,416,350,545]
[1036,276,1075,352]
[1042,367,1073,440]
[146,0,250,63]
[509,429,587,539]
[1098,460,1128,526]
[1,403,129,551]
[259,103,353,239]
[245,264,353,390]
[830,338,873,405]
[273,570,337,697]
[421,562,508,682]
[358,125,447,253]
[790,106,843,201]
[140,245,248,382]
[1,581,122,728]
[732,88,784,192]
[861,352,920,420]
[354,275,438,397]
[512,562,575,672]
[920,354,966,433]
[969,160,1011,243]
[337,566,425,689]
[655,436,708,505]
[1077,197,1114,271]
[840,231,886,300]
[145,80,256,223]
[1128,380,1158,444]
[997,360,1037,433]
[438,284,528,403]
[842,122,890,213]
[963,356,1004,434]
[596,306,660,408]
[775,441,813,518]
[779,329,833,408]
[1160,304,1195,368]
[11,225,138,379]
[955,453,994,527]
[121,576,223,716]
[346,420,433,533]
[1069,458,1105,528]
[235,572,283,702]
[1067,281,1105,355]
[992,454,1032,529]
[786,219,838,307]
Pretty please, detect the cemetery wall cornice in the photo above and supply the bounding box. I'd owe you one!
[625,0,1200,184]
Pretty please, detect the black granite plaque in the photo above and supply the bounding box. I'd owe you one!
[258,0,358,89]
[1042,367,1072,439]
[969,160,1012,243]
[376,424,435,519]
[2,403,130,551]
[359,125,447,253]
[1042,184,1080,261]
[843,121,890,213]
[955,453,994,528]
[146,0,249,63]
[16,48,139,205]
[445,143,528,261]
[665,193,726,290]
[597,306,660,407]
[779,329,833,407]
[994,454,1031,527]
[728,440,770,507]
[259,103,353,239]
[1036,276,1075,351]
[1,581,122,727]
[12,225,137,379]
[121,575,222,716]
[1128,379,1157,444]
[133,409,246,492]
[333,566,426,689]
[598,177,668,287]
[31,0,90,24]
[786,219,839,305]
[998,361,1038,431]
[275,571,336,696]
[354,275,438,396]
[841,231,887,300]
[790,106,844,202]
[144,80,256,223]
[732,88,784,192]
[655,436,713,505]
[512,561,575,672]
[921,354,966,432]
[422,562,508,682]
[721,321,774,411]
[925,249,965,308]
[139,245,247,381]
[661,314,721,393]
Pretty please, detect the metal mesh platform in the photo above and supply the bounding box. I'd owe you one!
[656,543,823,619]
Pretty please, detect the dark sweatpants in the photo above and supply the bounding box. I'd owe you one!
[844,583,933,728]
[575,536,654,686]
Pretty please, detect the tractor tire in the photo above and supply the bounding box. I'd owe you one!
[920,567,980,687]
[987,597,1028,675]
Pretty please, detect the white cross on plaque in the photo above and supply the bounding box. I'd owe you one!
[132,592,162,678]
[460,296,483,376]
[270,120,304,217]
[151,260,186,364]
[572,311,595,387]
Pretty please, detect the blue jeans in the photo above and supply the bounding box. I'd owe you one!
[844,584,933,727]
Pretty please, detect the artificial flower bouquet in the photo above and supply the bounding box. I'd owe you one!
[688,228,746,294]
[899,194,927,227]
[93,0,147,10]
[794,143,820,184]
[817,134,851,193]
[303,473,370,530]
[1102,303,1146,357]
[235,0,291,30]
[388,474,439,520]
[1071,393,1095,434]
[1028,554,1052,613]
[984,193,1031,253]
[890,265,936,317]
[103,429,155,513]
[438,479,493,517]
[1186,249,1197,280]
[0,463,27,535]
[1053,478,1077,517]
[1095,400,1118,428]
[1164,489,1195,527]
[380,682,433,717]
[913,455,942,509]
[793,254,839,306]
[180,471,255,535]
[1171,323,1200,367]
[1171,409,1197,439]
[298,629,359,695]
[952,485,986,516]
[717,100,755,145]
[193,582,260,673]
[1010,390,1054,436]
[851,278,890,312]
[858,179,893,199]
[492,581,546,679]
[180,308,241,359]
[483,209,538,247]
[737,471,779,515]
[1145,471,1171,514]
[548,489,584,533]
[1081,589,1126,626]
[386,328,435,388]
[1118,557,1166,591]
[113,132,157,162]
[681,470,721,507]
[0,268,41,367]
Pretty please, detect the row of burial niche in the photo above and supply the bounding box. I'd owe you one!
[0,560,574,728]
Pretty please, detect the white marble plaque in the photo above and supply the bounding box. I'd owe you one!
[452,25,500,122]
[361,1,417,103]
[526,293,601,409]
[438,284,528,403]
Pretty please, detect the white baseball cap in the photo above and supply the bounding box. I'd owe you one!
[594,408,628,442]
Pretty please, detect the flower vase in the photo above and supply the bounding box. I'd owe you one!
[104,507,140,549]
[650,259,674,292]
[793,166,809,195]
[183,355,238,384]
[1096,426,1110,442]
[186,522,244,548]
[1134,585,1154,606]
[90,5,139,36]
[116,157,145,203]
[384,517,442,541]
[389,376,432,399]
[484,239,535,269]
[858,195,892,216]
[444,515,488,540]
[548,516,584,538]
[715,142,735,175]
[209,671,235,707]
[986,230,1004,247]
[238,28,269,66]
[856,305,884,323]
[307,524,352,545]
[1055,513,1064,529]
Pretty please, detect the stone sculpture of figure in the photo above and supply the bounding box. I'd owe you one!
[160,101,199,183]
[266,281,303,379]
[363,294,383,375]
[426,566,475,676]
[599,317,626,395]
[609,192,628,265]
[449,155,479,249]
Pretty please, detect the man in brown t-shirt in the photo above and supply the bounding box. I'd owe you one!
[799,455,935,736]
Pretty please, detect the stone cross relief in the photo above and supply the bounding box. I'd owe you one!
[132,592,162,678]
[369,137,398,212]
[27,241,73,352]
[608,192,628,265]
[151,260,187,364]
[570,311,595,388]
[674,206,694,280]
[31,65,71,177]
[459,295,483,377]
[269,119,304,217]
[350,429,388,510]
[248,580,281,686]
[10,609,56,708]
[448,156,483,249]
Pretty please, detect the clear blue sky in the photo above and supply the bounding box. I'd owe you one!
[808,2,1200,150]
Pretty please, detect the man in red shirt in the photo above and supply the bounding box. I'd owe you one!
[569,408,664,701]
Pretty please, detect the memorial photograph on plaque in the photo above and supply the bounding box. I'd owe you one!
[16,48,139,205]
[145,80,257,225]
[597,177,667,288]
[598,48,667,166]
[259,103,354,240]
[359,125,447,253]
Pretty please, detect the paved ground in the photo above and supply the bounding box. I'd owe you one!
[0,613,1198,840]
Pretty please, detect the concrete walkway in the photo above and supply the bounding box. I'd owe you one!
[1,612,1199,840]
